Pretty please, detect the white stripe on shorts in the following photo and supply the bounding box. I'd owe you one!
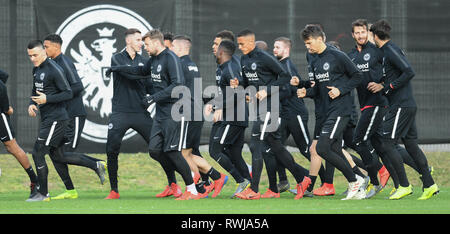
[260,112,271,141]
[391,108,402,139]
[45,121,58,146]
[72,116,79,148]
[178,117,185,151]
[363,106,379,141]
[297,115,310,145]
[1,113,13,140]
[220,124,230,144]
[183,121,189,149]
[330,116,341,139]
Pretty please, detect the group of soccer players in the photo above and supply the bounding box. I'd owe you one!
[0,18,439,202]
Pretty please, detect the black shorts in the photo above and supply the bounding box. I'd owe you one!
[64,115,86,149]
[149,117,187,153]
[320,115,350,140]
[313,116,326,140]
[212,122,246,145]
[353,106,388,144]
[381,107,418,140]
[183,121,203,154]
[37,119,68,147]
[251,112,282,141]
[0,113,15,142]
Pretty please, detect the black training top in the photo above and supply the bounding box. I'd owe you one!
[379,41,416,108]
[53,53,87,117]
[215,58,248,127]
[0,80,9,114]
[111,50,152,113]
[240,47,291,115]
[0,69,8,83]
[347,42,388,109]
[306,46,363,119]
[180,55,203,121]
[113,48,185,120]
[279,57,309,120]
[30,58,72,121]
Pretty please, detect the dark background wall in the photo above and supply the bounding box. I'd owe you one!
[0,0,448,154]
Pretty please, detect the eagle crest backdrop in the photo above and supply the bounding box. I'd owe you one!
[0,0,448,153]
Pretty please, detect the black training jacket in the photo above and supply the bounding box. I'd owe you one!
[30,58,72,121]
[240,47,291,114]
[347,42,388,110]
[111,50,152,113]
[379,41,416,108]
[53,53,87,117]
[306,46,363,119]
[112,48,185,120]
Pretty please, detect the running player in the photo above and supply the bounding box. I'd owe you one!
[171,35,226,198]
[0,68,39,199]
[104,28,180,199]
[266,37,322,197]
[233,29,310,200]
[347,19,390,198]
[208,30,252,195]
[368,20,438,200]
[26,40,106,201]
[43,33,105,200]
[206,39,251,198]
[298,25,366,200]
[107,29,200,200]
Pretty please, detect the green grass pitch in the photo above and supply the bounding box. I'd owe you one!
[0,151,449,214]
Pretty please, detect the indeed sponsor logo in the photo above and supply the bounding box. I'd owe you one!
[188,66,198,72]
[151,73,161,81]
[357,62,369,71]
[315,72,329,81]
[245,72,258,78]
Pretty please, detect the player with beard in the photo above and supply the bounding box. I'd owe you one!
[104,28,180,199]
[259,37,326,198]
[107,29,200,200]
[171,35,226,198]
[368,20,438,200]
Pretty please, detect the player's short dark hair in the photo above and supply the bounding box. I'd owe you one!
[274,37,292,49]
[301,25,324,41]
[351,19,369,33]
[125,28,141,37]
[237,29,255,38]
[173,35,192,43]
[306,23,324,31]
[215,30,235,42]
[218,40,236,56]
[27,40,44,49]
[43,34,63,45]
[163,32,174,42]
[142,29,164,44]
[370,19,391,40]
[328,41,341,51]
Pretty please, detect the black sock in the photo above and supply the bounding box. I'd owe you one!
[200,172,210,185]
[307,175,317,192]
[196,182,206,193]
[207,167,221,181]
[25,166,38,184]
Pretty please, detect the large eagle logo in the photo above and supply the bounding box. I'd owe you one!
[70,27,116,118]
